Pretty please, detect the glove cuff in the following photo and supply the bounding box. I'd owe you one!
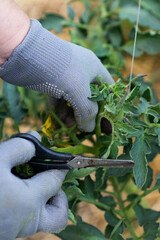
[0,19,72,89]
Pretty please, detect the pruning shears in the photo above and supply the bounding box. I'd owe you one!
[14,133,134,174]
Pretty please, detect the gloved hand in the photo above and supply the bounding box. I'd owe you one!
[0,19,114,132]
[0,131,68,240]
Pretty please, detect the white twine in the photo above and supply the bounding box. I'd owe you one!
[129,0,142,92]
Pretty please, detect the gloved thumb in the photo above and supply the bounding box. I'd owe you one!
[38,190,68,233]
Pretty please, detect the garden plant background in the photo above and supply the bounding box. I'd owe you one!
[0,0,160,239]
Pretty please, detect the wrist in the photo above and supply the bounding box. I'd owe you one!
[0,0,30,64]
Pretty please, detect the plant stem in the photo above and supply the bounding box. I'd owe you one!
[54,144,96,155]
[126,186,160,210]
[111,177,138,240]
[79,196,110,211]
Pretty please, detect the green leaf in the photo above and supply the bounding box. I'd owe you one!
[119,6,160,30]
[68,209,76,224]
[118,123,137,134]
[110,219,125,239]
[147,108,160,123]
[146,136,160,162]
[64,185,84,201]
[138,97,150,114]
[123,35,160,57]
[65,178,79,185]
[39,14,65,33]
[3,82,27,124]
[143,222,159,240]
[127,194,139,202]
[130,133,151,188]
[126,85,140,102]
[105,226,125,239]
[155,173,160,192]
[133,204,160,226]
[67,5,75,21]
[102,140,119,159]
[95,168,107,190]
[57,216,106,240]
[105,211,125,231]
[81,10,89,23]
[65,168,96,182]
[141,0,160,19]
[109,140,119,159]
[142,87,153,102]
[84,175,96,199]
[155,127,160,145]
[108,27,123,48]
[99,196,116,209]
[142,166,153,190]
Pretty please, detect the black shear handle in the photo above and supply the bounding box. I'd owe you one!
[14,133,73,162]
[30,158,72,171]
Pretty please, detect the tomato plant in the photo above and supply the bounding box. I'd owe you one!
[0,0,160,239]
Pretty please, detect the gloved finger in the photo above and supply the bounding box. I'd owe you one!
[26,170,67,201]
[96,60,114,84]
[82,50,114,85]
[63,72,98,132]
[0,131,41,169]
[38,190,68,233]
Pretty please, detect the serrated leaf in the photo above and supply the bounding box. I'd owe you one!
[67,5,75,21]
[65,178,79,185]
[141,0,160,19]
[119,6,160,30]
[65,168,96,182]
[133,204,160,226]
[68,209,76,224]
[126,85,140,102]
[155,127,160,145]
[64,185,84,201]
[57,216,106,240]
[130,133,151,188]
[95,168,107,190]
[142,166,153,190]
[99,196,116,209]
[147,108,160,123]
[105,211,125,234]
[39,13,65,33]
[3,82,27,123]
[143,222,159,240]
[146,136,160,162]
[138,97,150,114]
[155,173,160,192]
[81,9,89,23]
[84,175,96,199]
[110,219,125,239]
[142,87,153,102]
[102,140,119,159]
[123,35,160,57]
[118,123,137,134]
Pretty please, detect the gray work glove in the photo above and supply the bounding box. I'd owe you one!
[0,131,68,240]
[0,19,114,132]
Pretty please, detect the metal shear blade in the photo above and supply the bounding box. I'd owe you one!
[68,156,134,169]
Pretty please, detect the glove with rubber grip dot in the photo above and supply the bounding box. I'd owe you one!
[0,19,114,132]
